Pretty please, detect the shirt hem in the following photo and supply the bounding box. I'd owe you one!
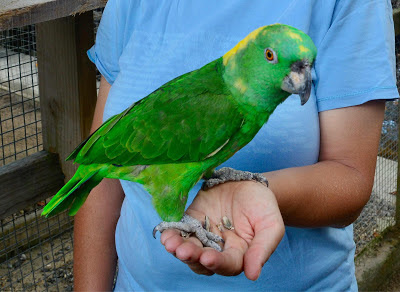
[317,86,399,112]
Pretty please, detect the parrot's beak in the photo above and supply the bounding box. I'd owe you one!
[281,60,312,106]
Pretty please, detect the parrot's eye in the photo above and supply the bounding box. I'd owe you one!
[264,48,278,64]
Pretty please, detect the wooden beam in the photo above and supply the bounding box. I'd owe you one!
[394,8,400,37]
[0,151,64,219]
[0,0,107,30]
[36,12,97,180]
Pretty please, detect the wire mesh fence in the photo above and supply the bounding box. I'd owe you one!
[0,202,74,291]
[0,25,74,291]
[0,9,399,291]
[0,25,41,166]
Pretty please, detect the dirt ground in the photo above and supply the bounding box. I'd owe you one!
[0,230,74,292]
[385,270,400,292]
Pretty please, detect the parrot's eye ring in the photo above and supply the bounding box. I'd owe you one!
[264,48,278,64]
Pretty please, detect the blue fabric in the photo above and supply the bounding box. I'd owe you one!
[87,0,399,290]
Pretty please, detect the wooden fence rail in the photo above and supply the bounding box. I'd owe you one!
[0,0,107,31]
[0,151,64,219]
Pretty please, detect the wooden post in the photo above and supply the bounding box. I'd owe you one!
[394,8,400,37]
[36,11,97,181]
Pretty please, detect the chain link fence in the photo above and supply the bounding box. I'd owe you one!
[0,9,399,291]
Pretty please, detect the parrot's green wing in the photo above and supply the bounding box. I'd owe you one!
[70,59,244,166]
[67,112,126,161]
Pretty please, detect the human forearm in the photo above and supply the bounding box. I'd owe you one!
[267,101,384,228]
[266,160,373,227]
[73,178,124,291]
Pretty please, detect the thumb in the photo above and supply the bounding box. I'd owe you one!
[243,215,285,281]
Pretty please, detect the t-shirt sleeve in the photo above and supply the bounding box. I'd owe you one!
[314,0,399,112]
[87,0,132,85]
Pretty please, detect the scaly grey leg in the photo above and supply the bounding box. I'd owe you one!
[202,167,268,190]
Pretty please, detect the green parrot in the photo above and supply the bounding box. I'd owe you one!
[43,24,317,250]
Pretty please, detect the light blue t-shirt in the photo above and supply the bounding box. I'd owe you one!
[88,0,398,290]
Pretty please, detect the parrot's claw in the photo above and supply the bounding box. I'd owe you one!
[202,167,268,190]
[153,214,224,252]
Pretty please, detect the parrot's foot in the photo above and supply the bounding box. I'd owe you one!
[153,214,224,252]
[202,167,269,190]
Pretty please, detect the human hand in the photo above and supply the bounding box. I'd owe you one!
[160,180,285,281]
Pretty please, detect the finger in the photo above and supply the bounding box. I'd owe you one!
[160,229,179,244]
[175,236,203,261]
[162,230,215,276]
[199,231,247,276]
[243,216,285,281]
[175,241,214,276]
[200,248,243,276]
[161,229,184,254]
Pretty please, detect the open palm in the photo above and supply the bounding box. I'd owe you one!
[160,180,285,281]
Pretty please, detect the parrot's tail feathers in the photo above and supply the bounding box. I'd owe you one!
[67,175,101,216]
[42,170,102,217]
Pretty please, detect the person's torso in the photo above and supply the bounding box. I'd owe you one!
[102,1,357,290]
